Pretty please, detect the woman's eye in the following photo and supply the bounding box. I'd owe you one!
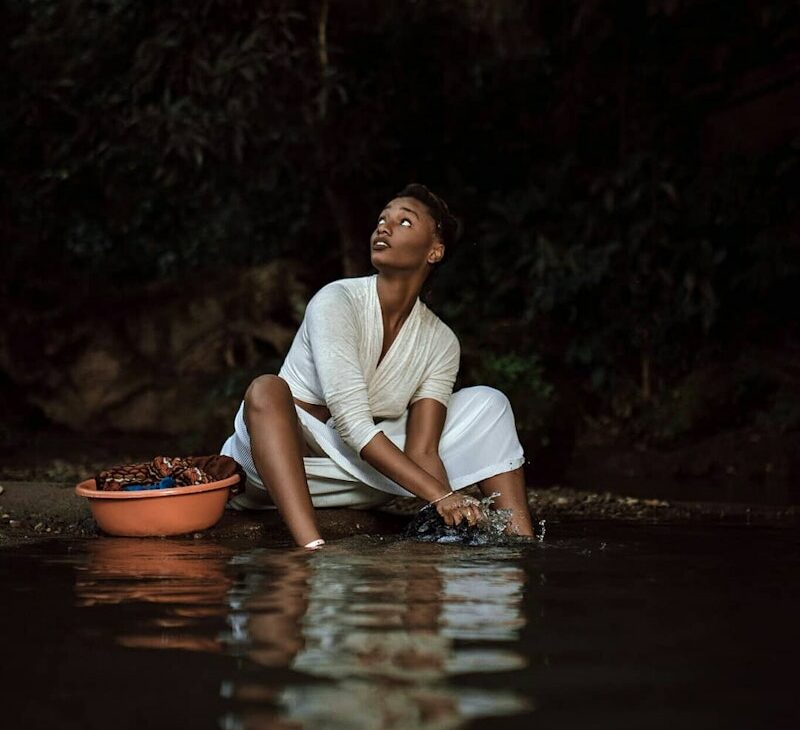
[400,218,412,227]
[377,217,385,225]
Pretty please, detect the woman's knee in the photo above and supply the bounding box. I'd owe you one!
[244,374,293,416]
[463,385,512,415]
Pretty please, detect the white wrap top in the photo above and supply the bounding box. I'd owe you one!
[278,274,460,454]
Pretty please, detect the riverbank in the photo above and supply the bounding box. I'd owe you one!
[0,481,795,549]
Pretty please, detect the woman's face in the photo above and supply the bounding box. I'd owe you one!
[370,196,444,272]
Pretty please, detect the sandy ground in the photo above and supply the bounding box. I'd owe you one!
[0,481,796,548]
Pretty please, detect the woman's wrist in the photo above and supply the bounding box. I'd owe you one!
[426,490,481,511]
[421,475,454,503]
[427,491,455,506]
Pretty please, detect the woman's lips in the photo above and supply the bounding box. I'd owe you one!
[372,240,390,250]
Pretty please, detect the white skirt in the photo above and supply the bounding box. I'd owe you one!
[220,385,526,510]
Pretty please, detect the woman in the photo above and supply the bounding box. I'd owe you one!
[220,184,534,548]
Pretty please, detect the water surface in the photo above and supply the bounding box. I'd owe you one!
[2,524,798,729]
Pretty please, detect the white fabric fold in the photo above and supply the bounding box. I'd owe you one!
[278,274,460,454]
[219,274,525,511]
[222,386,526,510]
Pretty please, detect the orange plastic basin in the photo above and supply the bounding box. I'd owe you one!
[75,475,240,537]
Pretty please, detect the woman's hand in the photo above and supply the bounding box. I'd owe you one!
[435,492,486,527]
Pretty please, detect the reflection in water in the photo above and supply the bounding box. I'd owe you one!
[74,538,531,729]
[75,538,234,653]
[224,541,530,729]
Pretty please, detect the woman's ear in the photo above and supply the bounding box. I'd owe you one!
[427,244,445,264]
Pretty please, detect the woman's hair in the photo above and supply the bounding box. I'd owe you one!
[394,183,462,262]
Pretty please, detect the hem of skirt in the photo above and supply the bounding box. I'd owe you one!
[226,489,277,511]
[227,475,393,512]
[225,455,527,509]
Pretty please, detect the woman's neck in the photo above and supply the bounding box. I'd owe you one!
[375,271,422,330]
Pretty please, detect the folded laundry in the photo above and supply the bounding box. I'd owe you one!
[94,455,243,494]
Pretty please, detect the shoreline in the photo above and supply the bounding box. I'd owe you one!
[0,481,796,549]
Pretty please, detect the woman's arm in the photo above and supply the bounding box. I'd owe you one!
[360,398,484,527]
[360,432,447,502]
[306,286,478,523]
[404,396,451,488]
[398,329,461,490]
[306,285,383,453]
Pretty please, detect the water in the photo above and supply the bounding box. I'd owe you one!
[1,525,798,729]
[402,491,529,545]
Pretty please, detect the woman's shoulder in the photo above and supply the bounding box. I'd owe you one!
[308,275,373,310]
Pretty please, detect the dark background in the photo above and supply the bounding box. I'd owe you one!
[1,0,798,503]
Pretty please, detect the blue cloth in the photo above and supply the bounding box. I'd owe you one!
[122,476,176,492]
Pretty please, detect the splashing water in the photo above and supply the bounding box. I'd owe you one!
[402,491,542,546]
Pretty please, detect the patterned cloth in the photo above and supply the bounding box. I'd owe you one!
[94,455,243,493]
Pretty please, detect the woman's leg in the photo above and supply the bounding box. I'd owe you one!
[441,385,534,536]
[478,466,534,536]
[243,374,321,547]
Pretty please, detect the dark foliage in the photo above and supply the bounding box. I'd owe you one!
[2,0,799,450]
